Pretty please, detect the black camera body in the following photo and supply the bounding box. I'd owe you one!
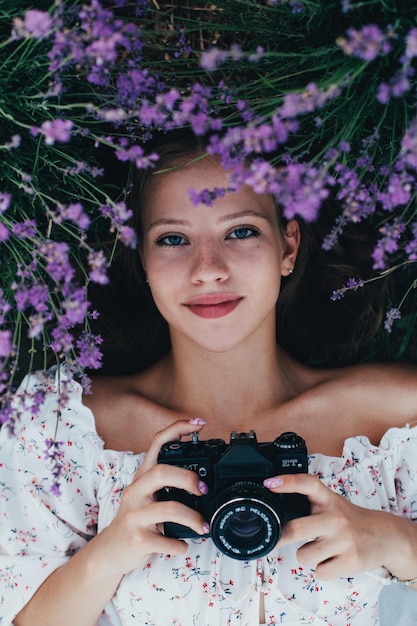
[157,430,310,560]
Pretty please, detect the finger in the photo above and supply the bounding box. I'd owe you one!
[140,500,208,536]
[314,554,358,580]
[278,510,330,547]
[145,534,190,558]
[295,533,337,567]
[137,418,207,475]
[264,473,332,510]
[125,463,208,503]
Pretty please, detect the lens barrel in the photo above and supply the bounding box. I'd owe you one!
[210,482,282,560]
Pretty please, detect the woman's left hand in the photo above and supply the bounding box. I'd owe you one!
[264,473,412,580]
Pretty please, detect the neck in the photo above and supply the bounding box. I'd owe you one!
[162,331,299,427]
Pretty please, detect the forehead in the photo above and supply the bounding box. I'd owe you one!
[144,159,277,221]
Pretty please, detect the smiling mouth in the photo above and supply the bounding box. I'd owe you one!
[184,295,243,319]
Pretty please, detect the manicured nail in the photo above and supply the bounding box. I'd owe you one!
[264,477,284,488]
[189,417,207,426]
[202,522,210,534]
[198,480,209,495]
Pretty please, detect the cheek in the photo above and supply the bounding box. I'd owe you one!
[146,258,183,311]
[146,257,184,285]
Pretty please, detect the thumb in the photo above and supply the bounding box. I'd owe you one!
[135,418,207,477]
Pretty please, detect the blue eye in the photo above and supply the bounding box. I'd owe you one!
[227,227,260,240]
[156,234,188,247]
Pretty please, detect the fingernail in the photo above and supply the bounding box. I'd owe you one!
[198,480,209,495]
[189,417,207,426]
[264,477,284,488]
[202,522,210,534]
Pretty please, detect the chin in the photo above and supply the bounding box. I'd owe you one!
[192,334,248,354]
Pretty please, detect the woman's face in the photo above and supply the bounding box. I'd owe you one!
[140,158,299,354]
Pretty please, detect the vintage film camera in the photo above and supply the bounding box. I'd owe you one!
[157,430,310,560]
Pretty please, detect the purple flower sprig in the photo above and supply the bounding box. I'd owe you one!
[383,262,417,333]
[12,9,54,40]
[372,219,406,270]
[331,277,365,301]
[384,307,401,333]
[337,25,393,62]
[44,435,66,497]
[47,0,144,89]
[2,0,417,401]
[31,119,74,145]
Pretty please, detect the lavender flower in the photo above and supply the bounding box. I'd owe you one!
[337,25,392,61]
[173,28,192,58]
[0,223,9,242]
[331,277,364,301]
[405,28,417,60]
[377,68,413,104]
[405,222,417,261]
[11,220,37,239]
[116,68,156,106]
[372,219,406,270]
[377,173,412,211]
[399,118,417,171]
[48,0,143,88]
[13,9,53,39]
[61,288,90,326]
[14,282,50,313]
[275,163,334,222]
[115,143,159,169]
[0,330,12,358]
[44,437,65,497]
[50,326,75,355]
[56,203,90,231]
[99,202,136,246]
[335,166,376,224]
[37,241,74,284]
[346,277,365,291]
[32,119,74,145]
[28,311,52,339]
[0,193,11,214]
[4,134,21,151]
[384,307,401,333]
[88,250,109,285]
[200,45,242,72]
[0,290,11,325]
[279,83,341,119]
[188,187,227,207]
[76,332,103,370]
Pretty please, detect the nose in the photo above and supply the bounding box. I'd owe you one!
[190,242,229,284]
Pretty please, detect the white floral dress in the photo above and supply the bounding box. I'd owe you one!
[1,368,417,626]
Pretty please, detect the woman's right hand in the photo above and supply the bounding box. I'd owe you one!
[97,418,209,578]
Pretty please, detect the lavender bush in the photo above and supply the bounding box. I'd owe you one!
[1,0,417,487]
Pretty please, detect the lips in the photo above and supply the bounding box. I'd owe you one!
[184,294,243,319]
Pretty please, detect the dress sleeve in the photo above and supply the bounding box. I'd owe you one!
[379,425,417,520]
[0,370,135,626]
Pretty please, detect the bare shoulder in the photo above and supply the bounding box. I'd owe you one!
[84,366,182,452]
[328,360,417,390]
[318,361,417,428]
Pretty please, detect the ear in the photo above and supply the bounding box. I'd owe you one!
[281,219,301,277]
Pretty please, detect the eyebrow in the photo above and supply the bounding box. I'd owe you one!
[147,218,191,232]
[218,210,273,224]
[147,210,273,232]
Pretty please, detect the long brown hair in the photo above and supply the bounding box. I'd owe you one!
[87,129,387,374]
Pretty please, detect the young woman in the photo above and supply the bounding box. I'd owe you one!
[2,132,417,626]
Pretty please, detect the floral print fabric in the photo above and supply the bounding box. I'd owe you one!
[1,369,416,625]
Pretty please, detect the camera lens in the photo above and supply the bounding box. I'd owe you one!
[228,509,264,538]
[210,482,282,560]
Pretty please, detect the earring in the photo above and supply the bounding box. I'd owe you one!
[287,267,293,275]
